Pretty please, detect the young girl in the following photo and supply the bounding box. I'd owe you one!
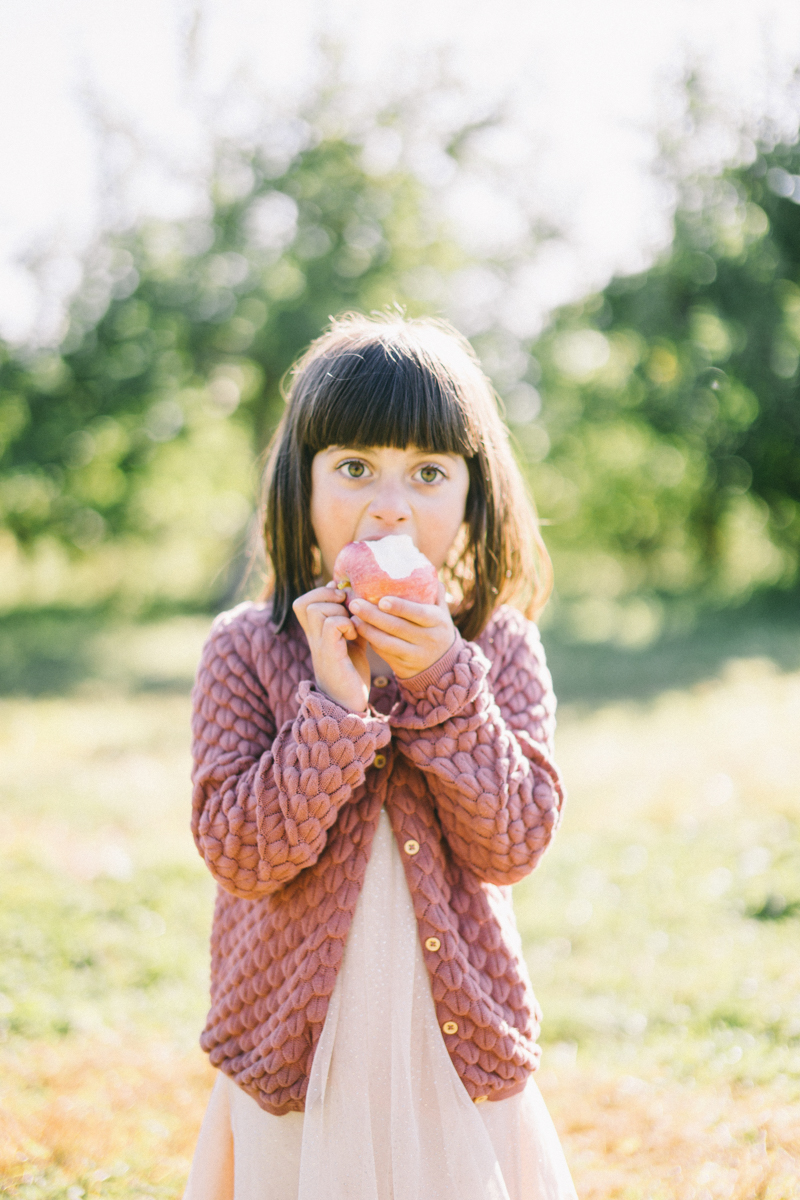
[184,313,578,1200]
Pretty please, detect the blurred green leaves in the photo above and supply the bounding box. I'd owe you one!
[527,142,800,640]
[0,132,455,612]
[3,126,800,631]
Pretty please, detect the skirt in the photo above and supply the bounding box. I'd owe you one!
[184,808,578,1200]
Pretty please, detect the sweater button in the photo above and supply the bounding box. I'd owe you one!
[442,1021,458,1035]
[373,675,389,688]
[373,754,386,768]
[425,936,441,952]
[403,839,420,856]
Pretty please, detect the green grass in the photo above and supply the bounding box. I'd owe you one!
[517,797,800,1086]
[0,690,215,1049]
[1,610,800,1197]
[515,652,800,1095]
[1,855,211,1043]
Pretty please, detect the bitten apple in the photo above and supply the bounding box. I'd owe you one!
[333,534,439,606]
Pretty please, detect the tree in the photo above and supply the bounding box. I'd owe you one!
[525,137,800,639]
[0,134,457,609]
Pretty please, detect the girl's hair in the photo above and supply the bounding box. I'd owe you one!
[260,312,552,641]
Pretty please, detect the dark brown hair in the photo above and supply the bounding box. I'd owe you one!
[261,312,551,641]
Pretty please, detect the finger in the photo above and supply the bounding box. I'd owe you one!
[316,614,357,643]
[321,614,358,642]
[305,602,353,619]
[349,599,421,639]
[294,593,350,633]
[351,619,414,656]
[293,585,344,614]
[363,594,443,628]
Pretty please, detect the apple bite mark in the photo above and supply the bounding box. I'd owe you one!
[333,534,439,606]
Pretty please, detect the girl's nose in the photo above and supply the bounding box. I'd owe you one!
[367,479,411,527]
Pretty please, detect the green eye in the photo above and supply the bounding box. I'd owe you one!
[344,461,366,477]
[419,465,442,483]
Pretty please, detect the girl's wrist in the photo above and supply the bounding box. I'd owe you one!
[391,629,457,679]
[395,631,462,689]
[313,678,369,715]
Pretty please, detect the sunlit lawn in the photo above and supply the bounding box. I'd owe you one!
[1,617,799,1198]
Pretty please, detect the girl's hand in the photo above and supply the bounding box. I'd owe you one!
[292,585,371,712]
[348,582,456,680]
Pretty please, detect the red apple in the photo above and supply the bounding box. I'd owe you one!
[333,534,439,606]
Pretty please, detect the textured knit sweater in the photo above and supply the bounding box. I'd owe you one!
[190,601,564,1115]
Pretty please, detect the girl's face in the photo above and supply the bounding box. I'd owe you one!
[310,444,470,580]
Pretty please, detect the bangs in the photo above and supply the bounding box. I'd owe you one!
[296,341,480,457]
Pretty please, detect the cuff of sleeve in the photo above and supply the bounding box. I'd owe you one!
[298,681,392,745]
[391,634,490,729]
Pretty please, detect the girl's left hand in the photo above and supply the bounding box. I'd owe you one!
[348,582,456,679]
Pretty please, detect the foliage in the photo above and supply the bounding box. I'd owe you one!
[5,128,800,627]
[0,134,456,611]
[525,139,800,639]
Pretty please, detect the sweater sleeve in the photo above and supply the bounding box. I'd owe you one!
[389,612,563,886]
[191,613,391,899]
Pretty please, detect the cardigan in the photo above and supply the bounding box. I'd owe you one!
[190,600,564,1115]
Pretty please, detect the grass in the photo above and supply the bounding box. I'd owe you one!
[1,612,800,1197]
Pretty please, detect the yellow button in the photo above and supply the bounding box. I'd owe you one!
[373,675,389,688]
[474,1095,488,1104]
[442,1021,459,1036]
[373,754,386,768]
[425,936,441,952]
[403,839,420,856]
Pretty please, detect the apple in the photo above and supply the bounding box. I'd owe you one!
[333,534,439,606]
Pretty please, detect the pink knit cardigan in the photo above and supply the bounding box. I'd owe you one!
[191,601,564,1115]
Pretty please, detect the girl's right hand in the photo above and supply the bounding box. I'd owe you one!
[292,585,371,713]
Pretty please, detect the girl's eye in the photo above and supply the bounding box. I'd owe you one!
[417,464,444,484]
[340,460,368,478]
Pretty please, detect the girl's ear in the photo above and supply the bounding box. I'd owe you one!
[311,544,323,580]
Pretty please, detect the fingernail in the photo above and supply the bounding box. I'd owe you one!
[378,598,392,611]
[350,601,361,614]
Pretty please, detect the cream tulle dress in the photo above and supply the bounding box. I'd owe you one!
[184,808,578,1200]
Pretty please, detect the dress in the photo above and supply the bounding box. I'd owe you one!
[184,807,578,1200]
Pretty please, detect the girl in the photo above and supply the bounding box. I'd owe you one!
[184,313,578,1200]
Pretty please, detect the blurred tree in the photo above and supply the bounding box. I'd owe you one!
[520,137,800,639]
[0,132,457,609]
[5,121,800,631]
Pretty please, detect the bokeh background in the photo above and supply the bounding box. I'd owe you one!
[2,2,800,1197]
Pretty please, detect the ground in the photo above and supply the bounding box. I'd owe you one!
[1,613,799,1199]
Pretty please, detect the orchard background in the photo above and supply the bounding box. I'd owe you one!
[1,3,800,1195]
